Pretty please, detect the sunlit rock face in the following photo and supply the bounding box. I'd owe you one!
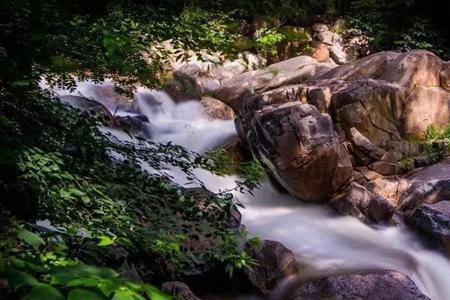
[227,50,449,207]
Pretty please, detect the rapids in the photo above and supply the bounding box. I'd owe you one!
[54,81,450,300]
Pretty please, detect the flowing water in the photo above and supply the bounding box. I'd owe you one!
[54,81,450,300]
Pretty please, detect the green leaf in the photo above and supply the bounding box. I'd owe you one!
[5,270,40,289]
[51,265,118,285]
[67,277,99,287]
[67,288,104,300]
[98,235,115,247]
[112,289,146,300]
[17,229,45,249]
[97,280,116,297]
[24,285,64,300]
[144,285,170,300]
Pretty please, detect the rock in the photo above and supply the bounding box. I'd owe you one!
[166,60,221,101]
[406,201,450,236]
[161,281,201,300]
[381,50,444,90]
[330,182,393,222]
[441,62,450,91]
[245,240,298,295]
[59,95,111,117]
[331,79,405,147]
[215,56,334,111]
[330,44,347,65]
[231,50,449,214]
[307,86,332,113]
[369,161,402,176]
[201,96,235,120]
[349,127,386,162]
[310,23,334,45]
[246,102,352,202]
[400,158,450,210]
[343,35,370,63]
[293,271,429,300]
[306,42,330,63]
[401,86,450,138]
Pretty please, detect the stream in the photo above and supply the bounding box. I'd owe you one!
[53,81,450,300]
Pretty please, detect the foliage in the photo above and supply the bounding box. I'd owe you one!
[345,0,450,57]
[400,125,450,170]
[254,28,285,57]
[0,87,260,298]
[205,149,266,192]
[0,217,171,300]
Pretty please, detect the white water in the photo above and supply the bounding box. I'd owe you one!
[54,82,450,300]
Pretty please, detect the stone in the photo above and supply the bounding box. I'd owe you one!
[406,201,450,236]
[293,271,429,300]
[401,86,450,138]
[307,86,331,113]
[161,281,201,300]
[349,127,387,161]
[330,44,347,65]
[201,96,235,120]
[400,158,450,210]
[307,42,330,62]
[441,62,450,91]
[311,23,334,45]
[59,95,111,117]
[330,182,393,222]
[331,79,405,147]
[215,56,334,111]
[247,102,353,202]
[369,161,402,176]
[245,240,298,295]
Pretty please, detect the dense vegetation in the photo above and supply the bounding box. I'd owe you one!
[0,0,449,299]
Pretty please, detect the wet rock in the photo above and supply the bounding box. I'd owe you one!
[59,95,111,117]
[247,102,352,202]
[245,240,298,295]
[400,158,450,210]
[406,201,450,236]
[330,182,393,222]
[293,271,429,300]
[161,281,201,300]
[201,96,235,120]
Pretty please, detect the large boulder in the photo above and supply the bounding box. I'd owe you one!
[244,101,352,202]
[224,50,449,216]
[200,96,235,120]
[293,271,429,300]
[215,56,334,111]
[400,158,450,211]
[406,201,450,236]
